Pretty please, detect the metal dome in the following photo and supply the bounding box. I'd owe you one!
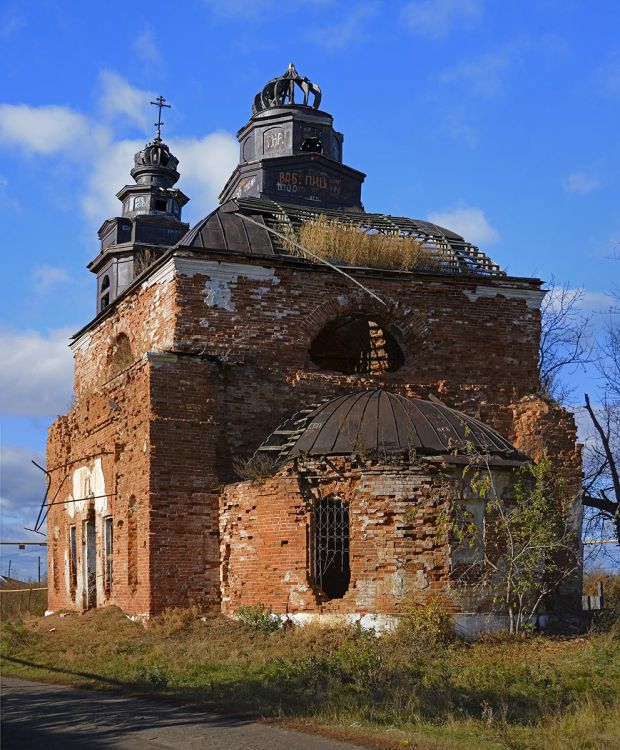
[179,197,505,277]
[256,390,528,466]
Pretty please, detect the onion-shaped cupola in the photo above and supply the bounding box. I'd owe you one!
[89,95,190,314]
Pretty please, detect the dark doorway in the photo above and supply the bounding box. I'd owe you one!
[82,511,97,610]
[312,496,350,599]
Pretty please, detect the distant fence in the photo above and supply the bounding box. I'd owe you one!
[582,581,604,611]
[0,587,48,619]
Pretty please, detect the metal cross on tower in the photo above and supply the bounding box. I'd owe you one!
[150,95,171,141]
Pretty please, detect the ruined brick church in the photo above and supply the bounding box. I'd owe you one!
[46,65,582,630]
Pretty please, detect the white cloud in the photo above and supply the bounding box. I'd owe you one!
[0,327,74,417]
[427,205,499,245]
[563,170,600,195]
[32,264,71,294]
[0,104,101,155]
[81,132,238,223]
[173,133,240,216]
[308,2,378,50]
[401,0,482,38]
[98,70,154,131]
[82,138,143,220]
[134,28,161,65]
[0,72,238,226]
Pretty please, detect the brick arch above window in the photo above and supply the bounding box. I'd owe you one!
[298,292,430,369]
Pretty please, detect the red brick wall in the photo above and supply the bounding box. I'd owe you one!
[47,250,581,617]
[47,358,152,616]
[220,458,463,616]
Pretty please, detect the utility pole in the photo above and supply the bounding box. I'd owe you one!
[38,556,41,584]
[7,559,12,578]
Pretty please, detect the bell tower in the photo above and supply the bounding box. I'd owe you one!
[220,64,365,209]
[89,96,190,313]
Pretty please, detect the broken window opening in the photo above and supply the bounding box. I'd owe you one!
[312,496,350,599]
[310,315,405,375]
[69,525,77,597]
[301,136,322,153]
[104,516,113,595]
[100,275,110,311]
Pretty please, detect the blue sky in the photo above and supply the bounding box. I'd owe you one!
[0,0,618,578]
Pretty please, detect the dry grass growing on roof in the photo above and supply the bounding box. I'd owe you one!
[277,216,442,271]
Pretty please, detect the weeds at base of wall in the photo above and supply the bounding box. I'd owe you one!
[235,604,282,633]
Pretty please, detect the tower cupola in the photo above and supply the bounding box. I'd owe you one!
[219,64,365,209]
[89,96,190,313]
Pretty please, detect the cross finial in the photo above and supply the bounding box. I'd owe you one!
[150,95,171,141]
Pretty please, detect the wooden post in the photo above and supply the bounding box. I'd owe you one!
[28,586,33,611]
[7,560,11,578]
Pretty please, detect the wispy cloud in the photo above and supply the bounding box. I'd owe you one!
[202,0,333,20]
[563,169,600,195]
[439,38,528,97]
[0,327,74,418]
[32,265,71,294]
[401,0,482,39]
[98,70,154,131]
[134,28,161,65]
[308,2,379,51]
[428,204,499,245]
[595,50,620,96]
[0,5,26,39]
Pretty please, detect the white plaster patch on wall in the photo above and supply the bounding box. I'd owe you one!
[204,278,235,311]
[464,286,545,310]
[141,257,176,289]
[67,459,107,518]
[174,258,280,312]
[70,330,92,354]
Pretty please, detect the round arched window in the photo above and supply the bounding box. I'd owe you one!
[310,315,404,375]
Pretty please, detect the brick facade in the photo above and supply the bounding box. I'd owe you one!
[46,248,582,620]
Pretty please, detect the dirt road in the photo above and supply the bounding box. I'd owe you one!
[1,676,363,749]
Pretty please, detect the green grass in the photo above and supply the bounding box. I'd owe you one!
[2,605,619,750]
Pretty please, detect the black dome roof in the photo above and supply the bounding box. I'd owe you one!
[256,390,527,466]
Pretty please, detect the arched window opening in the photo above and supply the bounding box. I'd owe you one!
[301,136,322,153]
[100,275,110,311]
[310,315,405,375]
[312,496,350,599]
[108,333,133,379]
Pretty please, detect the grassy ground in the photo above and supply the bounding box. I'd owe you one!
[2,604,619,750]
[0,579,47,619]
